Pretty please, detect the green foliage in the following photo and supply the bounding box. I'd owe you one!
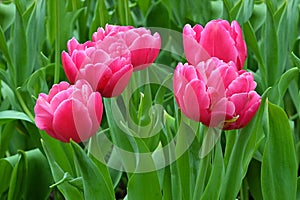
[0,0,299,199]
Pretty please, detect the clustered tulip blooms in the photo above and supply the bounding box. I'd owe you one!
[174,19,261,130]
[35,25,161,142]
[34,20,261,143]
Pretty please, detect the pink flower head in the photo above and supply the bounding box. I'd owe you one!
[62,37,133,97]
[183,19,247,70]
[173,58,261,130]
[92,24,161,71]
[34,80,103,142]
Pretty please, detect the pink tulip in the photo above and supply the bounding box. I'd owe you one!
[62,37,133,97]
[173,57,261,130]
[183,19,247,70]
[92,24,161,71]
[34,80,103,143]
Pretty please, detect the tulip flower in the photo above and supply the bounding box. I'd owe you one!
[62,37,133,97]
[173,57,261,130]
[34,80,103,143]
[183,19,247,70]
[92,24,161,71]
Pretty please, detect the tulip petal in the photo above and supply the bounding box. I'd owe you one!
[53,99,92,142]
[200,21,238,64]
[62,52,79,83]
[102,63,133,97]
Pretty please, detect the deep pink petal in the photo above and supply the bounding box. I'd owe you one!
[52,99,92,142]
[78,63,110,91]
[34,94,53,132]
[200,22,238,64]
[48,82,70,101]
[102,63,133,97]
[62,52,78,83]
[182,79,209,122]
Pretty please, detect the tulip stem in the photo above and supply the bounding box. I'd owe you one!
[15,89,35,122]
[54,0,60,84]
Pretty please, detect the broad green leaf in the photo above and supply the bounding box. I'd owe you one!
[176,122,193,200]
[41,133,77,177]
[26,0,46,74]
[14,1,28,86]
[0,110,32,123]
[244,21,267,89]
[71,141,115,200]
[146,2,170,28]
[116,0,132,25]
[246,159,263,200]
[7,151,27,200]
[0,2,15,31]
[0,159,13,196]
[87,135,116,190]
[269,67,299,106]
[161,112,181,200]
[23,149,52,200]
[297,177,300,200]
[0,121,16,157]
[42,140,84,200]
[200,139,224,200]
[127,171,163,200]
[249,3,266,31]
[261,102,297,199]
[103,98,136,169]
[290,51,300,70]
[264,2,279,86]
[0,27,14,79]
[89,0,109,36]
[138,0,150,16]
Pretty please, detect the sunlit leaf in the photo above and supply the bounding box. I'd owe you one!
[261,102,297,199]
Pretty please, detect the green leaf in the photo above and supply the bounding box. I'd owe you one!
[0,27,14,79]
[244,21,267,89]
[138,0,150,16]
[200,139,224,200]
[264,3,279,86]
[23,149,52,200]
[269,67,299,106]
[0,121,16,157]
[14,1,28,86]
[246,159,263,200]
[290,51,300,70]
[70,141,115,200]
[0,110,33,123]
[26,0,46,74]
[146,2,170,28]
[89,0,109,36]
[249,3,266,31]
[42,139,84,200]
[0,2,15,31]
[0,159,13,196]
[176,122,193,200]
[7,151,27,200]
[261,102,297,199]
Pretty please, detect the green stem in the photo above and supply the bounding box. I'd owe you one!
[99,0,105,27]
[15,89,35,122]
[54,0,60,84]
[124,0,130,25]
